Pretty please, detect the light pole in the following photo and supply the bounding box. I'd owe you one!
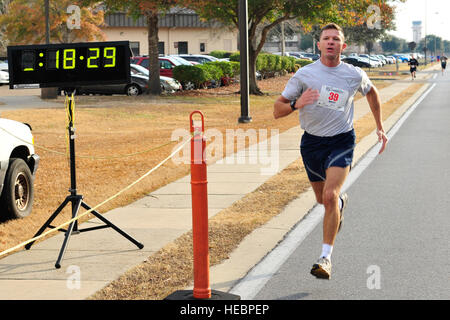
[238,0,252,123]
[41,0,58,99]
[434,12,439,60]
[424,0,427,65]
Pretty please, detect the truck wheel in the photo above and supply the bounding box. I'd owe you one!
[0,158,34,219]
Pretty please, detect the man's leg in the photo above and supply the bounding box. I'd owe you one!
[310,166,349,279]
[310,181,325,204]
[322,166,350,246]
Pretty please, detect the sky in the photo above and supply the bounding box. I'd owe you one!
[389,0,450,42]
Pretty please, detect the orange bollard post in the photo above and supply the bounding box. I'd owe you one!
[163,112,240,300]
[189,110,211,299]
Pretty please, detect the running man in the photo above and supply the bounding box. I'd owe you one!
[273,23,388,280]
[408,55,419,80]
[441,55,447,75]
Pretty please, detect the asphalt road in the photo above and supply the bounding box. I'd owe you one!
[0,85,61,110]
[245,71,450,300]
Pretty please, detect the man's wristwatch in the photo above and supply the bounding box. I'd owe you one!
[290,99,297,111]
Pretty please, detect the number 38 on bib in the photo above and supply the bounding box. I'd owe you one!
[317,85,349,112]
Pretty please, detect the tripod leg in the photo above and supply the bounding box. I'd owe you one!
[25,198,70,250]
[81,202,144,249]
[55,198,83,269]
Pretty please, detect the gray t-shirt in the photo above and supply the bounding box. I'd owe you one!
[282,59,373,137]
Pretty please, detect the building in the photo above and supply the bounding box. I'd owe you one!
[102,8,238,56]
[412,21,422,45]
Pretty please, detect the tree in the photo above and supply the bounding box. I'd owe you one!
[380,34,407,53]
[0,0,12,56]
[82,0,180,96]
[408,41,416,52]
[188,0,403,95]
[343,1,398,53]
[417,35,443,57]
[0,0,105,45]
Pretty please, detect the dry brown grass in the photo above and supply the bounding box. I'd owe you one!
[89,82,427,300]
[0,76,298,252]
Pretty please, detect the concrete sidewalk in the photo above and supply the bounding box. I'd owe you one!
[0,66,437,300]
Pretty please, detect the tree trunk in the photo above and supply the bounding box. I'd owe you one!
[248,46,263,95]
[41,87,58,99]
[146,13,161,95]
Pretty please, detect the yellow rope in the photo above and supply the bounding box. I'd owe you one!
[0,136,192,258]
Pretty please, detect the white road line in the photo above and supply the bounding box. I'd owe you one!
[229,79,437,300]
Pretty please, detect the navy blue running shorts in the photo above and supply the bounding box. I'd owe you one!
[300,129,356,182]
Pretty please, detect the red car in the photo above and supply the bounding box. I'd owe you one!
[131,56,193,78]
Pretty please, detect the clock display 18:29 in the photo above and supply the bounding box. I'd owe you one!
[8,41,131,89]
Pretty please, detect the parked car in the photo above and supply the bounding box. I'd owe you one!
[377,55,390,64]
[393,54,410,63]
[359,54,381,67]
[286,52,313,61]
[61,72,148,96]
[0,70,8,85]
[342,57,371,68]
[130,64,182,92]
[301,53,320,61]
[385,56,397,64]
[175,54,229,64]
[370,55,384,66]
[0,63,8,84]
[131,55,193,78]
[0,118,39,219]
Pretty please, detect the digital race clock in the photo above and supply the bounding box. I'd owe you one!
[7,41,131,89]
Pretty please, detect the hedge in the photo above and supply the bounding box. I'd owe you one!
[295,59,314,68]
[209,50,235,59]
[229,52,299,74]
[205,61,234,77]
[173,63,224,89]
[172,65,209,89]
[172,54,304,89]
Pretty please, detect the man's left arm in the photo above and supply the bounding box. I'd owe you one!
[365,86,388,154]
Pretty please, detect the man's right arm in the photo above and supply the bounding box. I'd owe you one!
[273,96,295,119]
[273,88,320,119]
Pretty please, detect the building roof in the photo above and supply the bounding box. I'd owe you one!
[104,10,221,28]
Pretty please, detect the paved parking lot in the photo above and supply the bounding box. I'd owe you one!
[0,85,61,110]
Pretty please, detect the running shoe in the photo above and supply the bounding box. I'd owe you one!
[338,193,348,232]
[310,257,332,279]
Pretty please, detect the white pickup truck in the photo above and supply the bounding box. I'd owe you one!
[0,118,39,220]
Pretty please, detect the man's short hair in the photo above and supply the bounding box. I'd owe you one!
[319,23,345,40]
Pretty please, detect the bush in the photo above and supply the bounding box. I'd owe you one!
[256,53,269,72]
[197,63,224,83]
[295,59,314,68]
[229,61,240,76]
[209,50,233,59]
[286,56,297,73]
[172,65,209,89]
[206,61,233,77]
[229,52,240,62]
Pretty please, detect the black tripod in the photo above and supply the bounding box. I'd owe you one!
[25,88,144,268]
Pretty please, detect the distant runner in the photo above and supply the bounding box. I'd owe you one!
[408,55,419,80]
[441,55,447,75]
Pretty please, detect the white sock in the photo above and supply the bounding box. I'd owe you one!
[320,244,333,260]
[338,196,343,210]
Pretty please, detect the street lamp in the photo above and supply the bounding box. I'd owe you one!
[424,0,427,65]
[238,0,252,123]
[434,12,439,60]
[41,0,58,99]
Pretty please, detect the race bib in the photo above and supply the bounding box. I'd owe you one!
[316,85,349,112]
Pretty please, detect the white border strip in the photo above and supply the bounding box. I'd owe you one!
[229,80,437,300]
